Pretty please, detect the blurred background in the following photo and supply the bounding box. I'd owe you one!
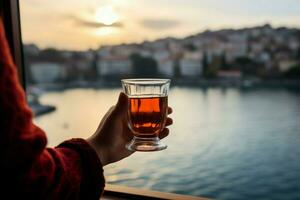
[20,1,300,199]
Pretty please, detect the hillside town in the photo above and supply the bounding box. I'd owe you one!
[24,24,300,87]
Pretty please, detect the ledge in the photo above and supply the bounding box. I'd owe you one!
[103,184,210,200]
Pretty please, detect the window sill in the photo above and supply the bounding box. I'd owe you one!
[103,184,210,200]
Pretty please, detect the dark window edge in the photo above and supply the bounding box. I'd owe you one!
[1,0,26,90]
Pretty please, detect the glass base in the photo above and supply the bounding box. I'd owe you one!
[126,136,167,152]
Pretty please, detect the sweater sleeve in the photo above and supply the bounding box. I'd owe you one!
[0,18,105,199]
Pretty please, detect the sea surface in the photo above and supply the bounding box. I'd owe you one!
[35,87,300,200]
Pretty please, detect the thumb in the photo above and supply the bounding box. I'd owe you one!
[114,92,128,114]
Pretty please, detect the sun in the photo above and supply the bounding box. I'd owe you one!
[95,5,119,26]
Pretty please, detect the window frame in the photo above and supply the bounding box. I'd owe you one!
[1,0,26,90]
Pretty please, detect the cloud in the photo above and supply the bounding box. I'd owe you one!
[26,0,42,5]
[141,19,180,30]
[64,15,122,28]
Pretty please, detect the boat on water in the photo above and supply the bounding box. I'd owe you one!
[27,87,56,117]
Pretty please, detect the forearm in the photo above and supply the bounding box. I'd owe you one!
[0,18,105,199]
[86,136,109,166]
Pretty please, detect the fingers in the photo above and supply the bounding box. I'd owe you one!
[159,128,169,139]
[113,92,128,115]
[165,117,173,126]
[168,107,173,114]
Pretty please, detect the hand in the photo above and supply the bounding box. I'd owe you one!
[86,92,173,166]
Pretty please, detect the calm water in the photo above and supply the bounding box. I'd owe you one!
[35,87,300,200]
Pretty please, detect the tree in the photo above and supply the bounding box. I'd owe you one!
[234,56,253,65]
[183,43,197,51]
[296,47,300,60]
[220,52,229,70]
[284,64,300,79]
[202,52,209,77]
[205,55,220,78]
[173,57,181,78]
[234,56,258,77]
[89,51,99,80]
[130,53,158,77]
[40,48,61,59]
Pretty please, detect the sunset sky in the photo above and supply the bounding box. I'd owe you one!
[20,0,300,50]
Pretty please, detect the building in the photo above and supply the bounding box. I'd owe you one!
[71,51,94,71]
[157,58,174,77]
[225,33,248,62]
[249,40,264,55]
[30,62,66,83]
[179,59,202,77]
[112,44,140,56]
[60,51,73,59]
[179,52,203,77]
[169,40,182,55]
[153,49,170,61]
[97,56,132,76]
[151,39,169,51]
[288,37,300,51]
[139,49,152,57]
[218,70,242,79]
[257,52,271,64]
[97,46,112,57]
[203,37,227,58]
[152,50,175,77]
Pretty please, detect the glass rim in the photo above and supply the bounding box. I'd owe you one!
[121,78,171,85]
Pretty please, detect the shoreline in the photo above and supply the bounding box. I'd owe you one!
[28,79,300,91]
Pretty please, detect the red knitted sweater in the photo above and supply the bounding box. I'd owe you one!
[0,18,105,199]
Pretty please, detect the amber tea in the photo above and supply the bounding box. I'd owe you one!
[128,96,168,137]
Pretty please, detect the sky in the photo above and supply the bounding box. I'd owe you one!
[20,0,300,50]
